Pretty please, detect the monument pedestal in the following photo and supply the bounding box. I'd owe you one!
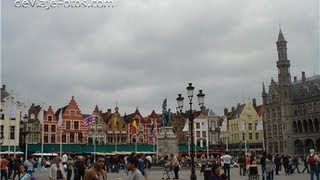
[157,127,178,156]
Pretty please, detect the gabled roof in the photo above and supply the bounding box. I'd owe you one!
[0,85,9,102]
[123,108,143,123]
[231,104,246,119]
[55,106,68,121]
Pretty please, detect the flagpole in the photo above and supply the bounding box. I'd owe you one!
[94,124,96,162]
[135,133,137,152]
[41,122,44,159]
[59,130,62,157]
[115,132,117,152]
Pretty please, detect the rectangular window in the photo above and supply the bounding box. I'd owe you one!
[74,121,79,130]
[71,110,75,116]
[202,131,206,138]
[51,125,56,132]
[44,134,48,143]
[62,134,66,143]
[10,126,15,140]
[66,121,71,130]
[196,123,200,129]
[70,132,74,143]
[0,109,4,119]
[78,132,83,143]
[255,133,259,140]
[108,133,112,143]
[249,133,252,140]
[248,123,252,130]
[196,131,200,138]
[121,134,126,143]
[0,125,4,138]
[44,125,49,132]
[273,125,277,135]
[48,116,52,121]
[51,134,55,143]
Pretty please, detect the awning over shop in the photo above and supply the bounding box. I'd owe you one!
[27,144,156,153]
[0,146,21,152]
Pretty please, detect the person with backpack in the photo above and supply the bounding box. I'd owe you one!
[306,149,319,180]
[265,154,275,180]
[14,164,30,180]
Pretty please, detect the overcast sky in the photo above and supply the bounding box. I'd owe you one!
[1,0,319,116]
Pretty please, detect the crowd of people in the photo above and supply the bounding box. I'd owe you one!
[0,148,319,180]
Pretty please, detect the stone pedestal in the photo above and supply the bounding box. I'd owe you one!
[157,127,178,156]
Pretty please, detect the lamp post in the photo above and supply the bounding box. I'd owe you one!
[176,83,205,180]
[0,134,4,153]
[22,114,29,161]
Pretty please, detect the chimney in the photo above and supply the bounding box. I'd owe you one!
[302,71,306,82]
[224,108,228,116]
[107,109,112,113]
[252,98,257,108]
[294,76,297,83]
[231,107,235,113]
[1,85,5,90]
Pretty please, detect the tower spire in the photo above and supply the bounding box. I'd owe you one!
[277,28,286,42]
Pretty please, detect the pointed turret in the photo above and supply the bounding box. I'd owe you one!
[277,28,286,42]
[262,82,267,105]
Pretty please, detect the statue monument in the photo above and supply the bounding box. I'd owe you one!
[157,98,178,156]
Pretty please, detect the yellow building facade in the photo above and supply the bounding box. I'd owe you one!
[222,99,264,155]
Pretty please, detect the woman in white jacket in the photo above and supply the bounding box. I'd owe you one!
[49,157,67,180]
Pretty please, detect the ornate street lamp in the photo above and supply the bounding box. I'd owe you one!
[176,83,205,180]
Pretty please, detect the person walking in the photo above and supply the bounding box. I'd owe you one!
[24,156,35,177]
[49,157,66,180]
[265,154,275,180]
[84,155,107,180]
[292,155,301,173]
[302,155,310,173]
[260,152,267,179]
[221,152,232,180]
[237,154,245,176]
[127,157,144,180]
[209,163,222,180]
[200,155,207,176]
[306,149,319,180]
[274,154,281,175]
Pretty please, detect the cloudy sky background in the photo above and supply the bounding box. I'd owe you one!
[1,0,319,116]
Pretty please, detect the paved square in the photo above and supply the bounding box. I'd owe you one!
[33,165,309,180]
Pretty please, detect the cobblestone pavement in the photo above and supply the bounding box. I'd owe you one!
[32,165,309,180]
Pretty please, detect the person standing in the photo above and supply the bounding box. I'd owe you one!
[144,155,152,180]
[66,157,74,180]
[200,155,207,176]
[24,156,35,177]
[221,152,232,180]
[84,155,107,180]
[209,163,222,180]
[274,154,281,175]
[127,157,143,180]
[14,165,30,180]
[49,157,66,180]
[169,154,180,180]
[0,155,9,180]
[260,152,267,179]
[306,149,319,180]
[74,156,86,180]
[137,154,145,176]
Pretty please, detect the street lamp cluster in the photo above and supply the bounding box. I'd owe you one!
[22,114,30,161]
[176,83,205,180]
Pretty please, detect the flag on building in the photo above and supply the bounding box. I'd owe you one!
[3,96,16,119]
[256,118,263,130]
[131,119,137,134]
[220,117,227,132]
[182,120,189,132]
[57,109,63,127]
[37,109,44,124]
[149,120,157,137]
[113,115,119,130]
[83,115,95,126]
[200,121,208,131]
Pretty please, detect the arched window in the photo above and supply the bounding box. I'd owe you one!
[308,119,314,132]
[314,118,319,132]
[293,121,297,133]
[303,120,308,133]
[297,121,303,133]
